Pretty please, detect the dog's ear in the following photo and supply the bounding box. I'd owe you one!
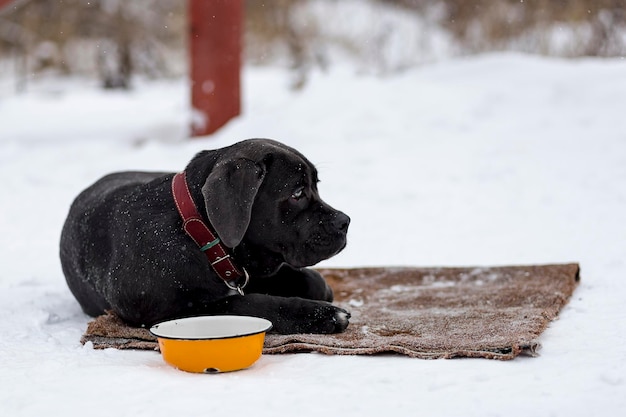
[202,158,265,248]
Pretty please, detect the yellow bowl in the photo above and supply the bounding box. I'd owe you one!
[150,315,272,373]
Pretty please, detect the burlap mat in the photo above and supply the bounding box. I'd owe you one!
[81,263,579,360]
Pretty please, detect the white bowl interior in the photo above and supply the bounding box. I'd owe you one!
[150,315,272,340]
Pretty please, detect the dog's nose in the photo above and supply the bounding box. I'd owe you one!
[332,212,350,232]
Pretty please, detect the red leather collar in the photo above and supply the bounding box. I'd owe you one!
[171,171,248,295]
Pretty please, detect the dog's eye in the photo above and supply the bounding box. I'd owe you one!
[291,187,305,200]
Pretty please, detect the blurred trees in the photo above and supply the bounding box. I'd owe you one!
[248,0,626,63]
[437,0,626,56]
[0,0,624,89]
[0,0,186,89]
[247,0,625,86]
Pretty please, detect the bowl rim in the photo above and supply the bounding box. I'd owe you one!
[149,315,273,341]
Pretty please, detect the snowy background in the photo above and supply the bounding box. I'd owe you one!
[2,1,626,416]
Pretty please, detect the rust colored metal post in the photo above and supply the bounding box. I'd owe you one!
[188,0,242,137]
[0,0,17,10]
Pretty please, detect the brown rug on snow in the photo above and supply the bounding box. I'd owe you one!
[81,263,579,360]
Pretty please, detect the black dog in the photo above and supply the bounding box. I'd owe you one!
[60,139,351,334]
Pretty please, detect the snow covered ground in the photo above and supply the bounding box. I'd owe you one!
[1,54,625,416]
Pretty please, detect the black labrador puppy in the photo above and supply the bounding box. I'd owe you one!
[60,139,351,334]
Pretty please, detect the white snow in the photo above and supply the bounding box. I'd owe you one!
[1,53,626,416]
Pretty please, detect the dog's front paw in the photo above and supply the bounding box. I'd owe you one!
[269,298,351,334]
[308,302,351,334]
[332,306,350,333]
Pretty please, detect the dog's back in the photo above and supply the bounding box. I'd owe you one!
[60,171,169,316]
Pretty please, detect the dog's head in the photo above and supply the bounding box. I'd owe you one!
[198,139,350,269]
